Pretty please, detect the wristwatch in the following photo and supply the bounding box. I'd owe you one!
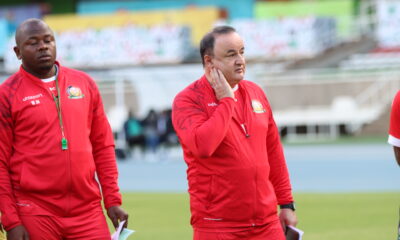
[279,202,296,211]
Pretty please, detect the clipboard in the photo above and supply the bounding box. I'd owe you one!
[285,225,304,240]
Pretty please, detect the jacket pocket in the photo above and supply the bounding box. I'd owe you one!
[19,158,66,194]
[216,167,255,221]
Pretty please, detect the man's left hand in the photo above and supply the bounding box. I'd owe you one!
[107,206,129,229]
[279,208,298,232]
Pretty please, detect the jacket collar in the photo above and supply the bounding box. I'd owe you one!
[200,74,213,92]
[19,61,62,86]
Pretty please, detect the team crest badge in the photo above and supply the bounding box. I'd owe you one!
[67,86,84,99]
[251,100,266,113]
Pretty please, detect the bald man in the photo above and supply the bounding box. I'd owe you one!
[0,19,128,240]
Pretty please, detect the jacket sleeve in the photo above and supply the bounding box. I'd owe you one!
[265,97,294,205]
[88,79,122,209]
[172,91,235,158]
[388,91,400,146]
[0,88,21,231]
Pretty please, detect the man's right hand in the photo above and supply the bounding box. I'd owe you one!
[208,68,234,100]
[7,225,29,240]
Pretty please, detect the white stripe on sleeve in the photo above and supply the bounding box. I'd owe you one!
[388,135,400,147]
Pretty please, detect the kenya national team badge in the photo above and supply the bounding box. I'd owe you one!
[67,86,84,99]
[251,100,266,113]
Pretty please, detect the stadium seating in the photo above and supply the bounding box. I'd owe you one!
[43,7,221,46]
[339,52,400,70]
[263,70,400,140]
[4,24,192,72]
[222,17,337,60]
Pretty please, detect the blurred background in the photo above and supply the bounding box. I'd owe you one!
[0,0,399,239]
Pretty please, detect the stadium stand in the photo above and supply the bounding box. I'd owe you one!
[3,16,338,72]
[287,36,376,70]
[4,23,192,72]
[43,7,222,46]
[339,52,400,70]
[219,17,337,60]
[254,0,354,40]
[260,69,399,140]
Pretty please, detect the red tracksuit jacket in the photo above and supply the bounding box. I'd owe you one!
[172,75,293,229]
[0,63,121,231]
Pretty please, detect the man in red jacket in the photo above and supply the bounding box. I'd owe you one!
[0,19,128,239]
[172,26,297,239]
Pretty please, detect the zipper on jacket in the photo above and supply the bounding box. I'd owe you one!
[239,84,251,138]
[240,123,250,138]
[29,67,72,216]
[236,83,260,225]
[65,141,72,215]
[60,84,72,216]
[232,117,249,138]
[253,162,258,226]
[52,76,71,216]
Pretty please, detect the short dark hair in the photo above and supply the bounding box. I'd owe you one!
[199,25,236,66]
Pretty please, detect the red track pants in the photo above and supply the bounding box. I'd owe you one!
[20,210,111,240]
[194,219,285,240]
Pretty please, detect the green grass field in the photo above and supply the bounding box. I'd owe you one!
[108,192,399,240]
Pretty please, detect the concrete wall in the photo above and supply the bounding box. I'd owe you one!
[358,105,390,136]
[263,78,375,110]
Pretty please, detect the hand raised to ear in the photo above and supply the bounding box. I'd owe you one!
[207,68,234,100]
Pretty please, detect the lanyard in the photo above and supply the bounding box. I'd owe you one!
[51,76,68,150]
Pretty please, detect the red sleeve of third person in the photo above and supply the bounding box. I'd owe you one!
[389,91,400,147]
